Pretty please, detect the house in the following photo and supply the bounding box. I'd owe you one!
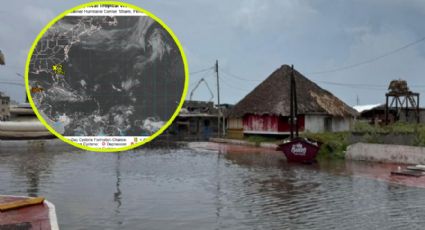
[0,92,10,121]
[354,104,389,125]
[355,104,425,125]
[355,80,422,125]
[168,100,222,140]
[227,65,357,138]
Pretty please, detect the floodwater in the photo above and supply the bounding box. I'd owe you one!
[1,142,425,230]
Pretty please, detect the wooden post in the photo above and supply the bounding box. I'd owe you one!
[215,60,221,137]
[289,65,294,139]
[385,94,389,125]
[405,96,409,122]
[418,94,420,123]
[293,66,299,137]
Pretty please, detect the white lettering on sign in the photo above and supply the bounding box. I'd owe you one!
[291,143,307,156]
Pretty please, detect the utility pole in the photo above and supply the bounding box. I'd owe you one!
[215,60,221,137]
[0,50,5,65]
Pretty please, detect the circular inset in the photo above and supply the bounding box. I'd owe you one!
[25,1,188,152]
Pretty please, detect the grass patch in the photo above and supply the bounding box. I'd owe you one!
[353,121,424,134]
[228,121,425,158]
[352,121,425,146]
[301,132,349,159]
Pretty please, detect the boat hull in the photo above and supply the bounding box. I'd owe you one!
[0,120,54,140]
[0,195,59,230]
[277,138,320,163]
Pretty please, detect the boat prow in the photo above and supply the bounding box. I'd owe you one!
[277,137,321,163]
[277,65,321,163]
[0,195,59,230]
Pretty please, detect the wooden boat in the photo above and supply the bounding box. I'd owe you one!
[0,120,54,139]
[277,137,321,163]
[0,103,54,140]
[276,65,321,163]
[0,195,59,229]
[0,104,72,153]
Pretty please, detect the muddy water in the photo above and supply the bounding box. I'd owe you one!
[0,142,425,229]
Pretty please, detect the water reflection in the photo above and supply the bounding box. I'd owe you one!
[0,148,59,197]
[1,142,425,229]
[114,153,122,213]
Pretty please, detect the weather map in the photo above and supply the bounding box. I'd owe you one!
[27,4,185,148]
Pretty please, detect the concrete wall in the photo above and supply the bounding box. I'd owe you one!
[346,142,425,164]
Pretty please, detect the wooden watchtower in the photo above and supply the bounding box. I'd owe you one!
[385,79,420,124]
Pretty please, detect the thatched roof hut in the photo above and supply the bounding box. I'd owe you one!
[229,65,358,118]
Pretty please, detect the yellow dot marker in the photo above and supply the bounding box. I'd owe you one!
[52,64,65,75]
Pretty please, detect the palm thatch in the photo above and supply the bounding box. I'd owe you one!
[229,65,358,118]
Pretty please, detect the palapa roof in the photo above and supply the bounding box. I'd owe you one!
[229,65,358,118]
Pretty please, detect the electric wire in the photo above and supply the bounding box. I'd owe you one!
[306,35,425,75]
[189,66,214,75]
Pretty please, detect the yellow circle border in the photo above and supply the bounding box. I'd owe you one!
[25,1,189,152]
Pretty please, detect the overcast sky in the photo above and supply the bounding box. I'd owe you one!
[1,0,425,107]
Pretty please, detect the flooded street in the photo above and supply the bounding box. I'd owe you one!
[1,142,425,229]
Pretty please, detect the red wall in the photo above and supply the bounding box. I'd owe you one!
[243,114,305,134]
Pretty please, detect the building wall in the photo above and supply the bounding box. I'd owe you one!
[360,108,425,124]
[304,115,326,132]
[228,114,352,136]
[243,114,279,133]
[227,118,243,129]
[331,116,351,132]
[226,118,244,139]
[0,96,10,121]
[298,115,352,133]
[241,114,305,134]
[168,116,219,140]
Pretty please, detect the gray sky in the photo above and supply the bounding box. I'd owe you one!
[1,0,425,106]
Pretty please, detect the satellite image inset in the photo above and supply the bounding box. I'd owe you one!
[28,15,185,137]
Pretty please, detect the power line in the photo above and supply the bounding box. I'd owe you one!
[318,80,425,90]
[318,80,387,88]
[219,68,262,82]
[0,81,24,86]
[307,35,425,75]
[218,66,388,91]
[2,64,27,72]
[189,66,214,75]
[218,67,389,90]
[189,68,213,88]
[317,81,391,91]
[218,75,252,92]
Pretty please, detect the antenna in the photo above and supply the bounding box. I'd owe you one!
[189,78,214,101]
